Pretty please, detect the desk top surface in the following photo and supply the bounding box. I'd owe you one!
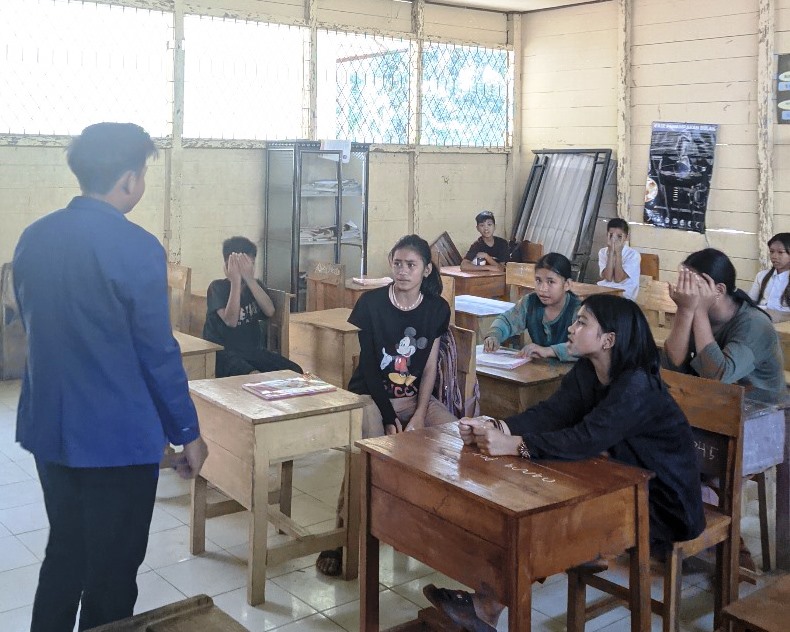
[774,319,790,339]
[290,308,358,332]
[189,370,365,423]
[174,330,222,355]
[344,278,390,291]
[476,358,572,386]
[440,265,505,279]
[569,282,624,298]
[358,423,651,518]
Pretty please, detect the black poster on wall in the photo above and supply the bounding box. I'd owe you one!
[643,121,718,235]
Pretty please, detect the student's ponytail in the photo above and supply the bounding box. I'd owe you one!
[389,234,443,297]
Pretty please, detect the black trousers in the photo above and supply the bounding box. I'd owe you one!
[31,459,159,632]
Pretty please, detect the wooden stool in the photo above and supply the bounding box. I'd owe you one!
[721,575,790,632]
[85,595,246,631]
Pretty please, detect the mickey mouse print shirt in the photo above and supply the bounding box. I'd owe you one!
[347,285,451,426]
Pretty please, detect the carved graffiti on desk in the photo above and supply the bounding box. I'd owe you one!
[469,452,556,483]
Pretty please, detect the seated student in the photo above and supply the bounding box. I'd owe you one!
[423,295,705,632]
[597,217,641,300]
[460,210,509,272]
[662,248,784,571]
[316,234,457,576]
[663,248,784,405]
[749,232,790,316]
[483,252,579,361]
[203,236,302,377]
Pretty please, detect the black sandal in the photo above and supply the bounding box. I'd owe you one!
[422,584,496,632]
[316,548,343,577]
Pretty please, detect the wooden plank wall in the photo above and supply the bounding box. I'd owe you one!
[629,0,761,286]
[522,0,790,289]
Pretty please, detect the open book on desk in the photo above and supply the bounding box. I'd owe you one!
[243,376,336,400]
[475,345,529,370]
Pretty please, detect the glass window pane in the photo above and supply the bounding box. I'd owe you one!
[317,30,413,144]
[0,0,172,137]
[184,16,307,140]
[421,43,511,147]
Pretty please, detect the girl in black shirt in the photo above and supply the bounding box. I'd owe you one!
[424,295,705,631]
[317,234,457,576]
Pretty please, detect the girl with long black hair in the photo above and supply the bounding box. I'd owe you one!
[423,295,704,631]
[663,248,784,404]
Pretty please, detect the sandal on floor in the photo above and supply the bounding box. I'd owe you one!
[422,584,496,632]
[316,548,343,577]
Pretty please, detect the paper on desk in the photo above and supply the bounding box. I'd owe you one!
[475,345,529,370]
[455,295,514,316]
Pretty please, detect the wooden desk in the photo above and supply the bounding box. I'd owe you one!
[289,308,359,388]
[174,331,221,379]
[188,371,365,605]
[512,282,624,302]
[358,424,653,632]
[454,296,515,344]
[477,360,572,419]
[441,266,506,300]
[344,278,390,309]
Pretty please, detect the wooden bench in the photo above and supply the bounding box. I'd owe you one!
[167,262,192,333]
[721,575,790,632]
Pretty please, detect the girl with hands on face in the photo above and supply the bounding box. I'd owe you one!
[482,253,580,362]
[430,295,705,631]
[663,248,784,404]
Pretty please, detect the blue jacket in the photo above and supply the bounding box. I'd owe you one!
[13,196,200,467]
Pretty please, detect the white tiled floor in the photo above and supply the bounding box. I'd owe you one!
[0,378,787,632]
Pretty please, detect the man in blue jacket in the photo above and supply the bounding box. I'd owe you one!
[13,122,208,632]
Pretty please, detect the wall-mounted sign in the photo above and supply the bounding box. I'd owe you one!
[777,54,790,124]
[643,121,718,235]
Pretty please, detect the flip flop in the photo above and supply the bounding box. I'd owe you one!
[316,548,342,577]
[422,584,496,632]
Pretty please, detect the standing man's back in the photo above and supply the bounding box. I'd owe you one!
[13,122,207,632]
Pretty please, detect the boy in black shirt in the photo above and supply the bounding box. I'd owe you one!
[203,236,302,377]
[460,210,509,272]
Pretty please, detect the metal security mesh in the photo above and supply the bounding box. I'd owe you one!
[421,42,511,147]
[184,16,308,140]
[0,0,172,137]
[317,30,414,144]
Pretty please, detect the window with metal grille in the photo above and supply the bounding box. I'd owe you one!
[183,16,308,140]
[421,42,512,147]
[317,30,414,144]
[0,0,172,137]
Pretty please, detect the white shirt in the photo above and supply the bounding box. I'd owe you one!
[597,244,641,300]
[748,269,790,312]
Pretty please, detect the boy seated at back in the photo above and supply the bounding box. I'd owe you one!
[460,210,509,272]
[597,217,641,300]
[203,236,302,377]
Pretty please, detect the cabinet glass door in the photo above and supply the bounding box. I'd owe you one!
[339,150,367,278]
[297,149,342,311]
[264,148,296,294]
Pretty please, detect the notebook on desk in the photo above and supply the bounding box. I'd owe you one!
[243,376,336,400]
[475,345,529,370]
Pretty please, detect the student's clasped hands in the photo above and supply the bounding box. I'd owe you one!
[670,266,717,312]
[459,417,519,456]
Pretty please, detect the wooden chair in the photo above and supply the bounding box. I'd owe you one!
[637,279,677,329]
[187,291,207,338]
[505,262,535,302]
[430,231,462,268]
[449,324,478,416]
[640,252,660,281]
[167,263,192,332]
[721,574,790,632]
[306,262,345,311]
[567,370,745,632]
[264,288,293,358]
[441,275,456,325]
[519,240,544,263]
